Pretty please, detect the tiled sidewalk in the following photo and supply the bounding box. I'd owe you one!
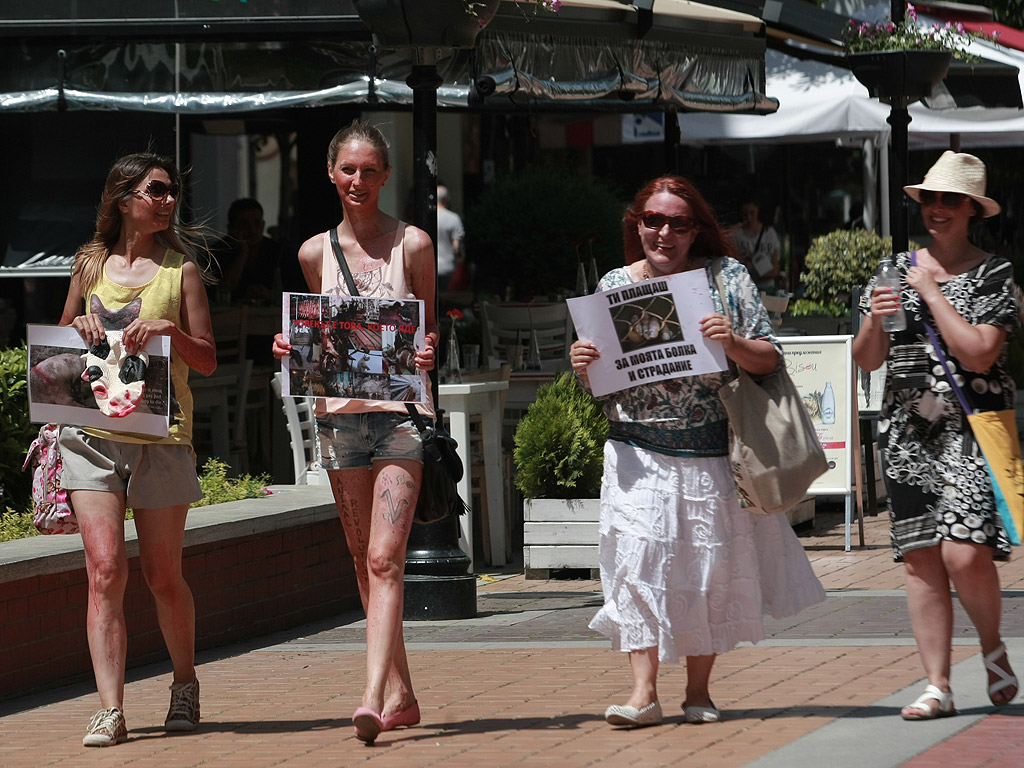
[1,505,1023,767]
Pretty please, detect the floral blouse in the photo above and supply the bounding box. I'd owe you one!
[589,258,779,456]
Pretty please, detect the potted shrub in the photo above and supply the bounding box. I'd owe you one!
[513,371,607,575]
[789,228,905,334]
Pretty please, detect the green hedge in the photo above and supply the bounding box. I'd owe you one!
[0,346,33,513]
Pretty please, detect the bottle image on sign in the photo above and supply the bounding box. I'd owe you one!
[821,381,836,425]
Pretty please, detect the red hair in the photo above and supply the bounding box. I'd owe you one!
[622,175,736,265]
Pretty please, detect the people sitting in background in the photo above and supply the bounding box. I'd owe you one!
[219,198,284,303]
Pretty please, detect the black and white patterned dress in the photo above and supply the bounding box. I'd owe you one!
[859,251,1019,561]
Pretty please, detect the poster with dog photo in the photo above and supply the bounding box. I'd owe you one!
[281,292,428,404]
[27,325,171,437]
[566,271,728,397]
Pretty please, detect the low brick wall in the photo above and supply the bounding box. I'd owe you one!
[0,486,359,701]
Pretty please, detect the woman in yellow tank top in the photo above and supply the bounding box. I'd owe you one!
[273,121,438,744]
[57,153,216,747]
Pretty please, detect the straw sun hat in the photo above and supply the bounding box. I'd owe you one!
[904,150,1001,218]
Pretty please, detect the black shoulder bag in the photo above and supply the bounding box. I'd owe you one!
[327,227,469,524]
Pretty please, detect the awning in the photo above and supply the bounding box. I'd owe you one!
[0,0,775,115]
[0,0,782,278]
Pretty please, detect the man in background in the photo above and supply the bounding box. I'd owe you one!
[436,185,465,291]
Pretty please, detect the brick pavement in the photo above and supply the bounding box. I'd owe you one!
[2,504,1023,767]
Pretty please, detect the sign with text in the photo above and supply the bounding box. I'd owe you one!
[567,272,728,397]
[781,335,855,494]
[281,292,428,403]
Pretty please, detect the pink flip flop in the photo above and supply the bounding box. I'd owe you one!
[381,700,420,732]
[352,707,383,744]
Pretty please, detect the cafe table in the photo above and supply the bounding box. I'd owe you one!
[437,380,510,570]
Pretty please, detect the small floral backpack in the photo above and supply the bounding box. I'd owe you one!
[22,423,78,535]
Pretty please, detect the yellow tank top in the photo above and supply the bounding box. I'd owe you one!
[82,249,194,447]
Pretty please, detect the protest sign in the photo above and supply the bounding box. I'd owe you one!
[566,271,728,397]
[282,292,428,403]
[27,325,171,437]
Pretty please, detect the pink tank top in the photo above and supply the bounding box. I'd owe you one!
[316,224,435,418]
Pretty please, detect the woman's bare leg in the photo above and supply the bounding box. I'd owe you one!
[73,489,130,711]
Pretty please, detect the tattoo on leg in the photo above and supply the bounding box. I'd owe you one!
[380,487,409,525]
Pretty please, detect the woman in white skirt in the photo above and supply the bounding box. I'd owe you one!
[570,175,825,728]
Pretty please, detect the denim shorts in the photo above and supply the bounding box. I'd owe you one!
[317,412,423,470]
[58,426,203,508]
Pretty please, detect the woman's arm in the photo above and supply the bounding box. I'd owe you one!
[909,266,1007,372]
[121,260,217,375]
[700,314,778,374]
[851,285,897,373]
[273,233,323,360]
[59,272,107,347]
[405,225,439,371]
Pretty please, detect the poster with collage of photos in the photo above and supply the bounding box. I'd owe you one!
[281,292,427,404]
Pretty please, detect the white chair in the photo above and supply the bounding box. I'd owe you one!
[191,359,253,473]
[480,301,574,369]
[271,371,322,485]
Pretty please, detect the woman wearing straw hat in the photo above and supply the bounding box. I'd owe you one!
[853,151,1019,720]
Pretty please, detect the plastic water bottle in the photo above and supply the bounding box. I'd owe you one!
[878,256,906,332]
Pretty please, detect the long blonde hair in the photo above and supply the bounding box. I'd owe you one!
[73,152,215,293]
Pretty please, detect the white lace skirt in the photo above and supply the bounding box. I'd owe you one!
[588,441,826,663]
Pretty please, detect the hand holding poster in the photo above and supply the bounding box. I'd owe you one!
[282,292,429,404]
[566,272,729,397]
[27,325,172,437]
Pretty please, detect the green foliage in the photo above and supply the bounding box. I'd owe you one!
[467,165,627,300]
[513,372,607,499]
[192,459,271,507]
[0,345,34,513]
[1,507,39,542]
[793,229,904,317]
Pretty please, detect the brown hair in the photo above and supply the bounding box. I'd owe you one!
[326,119,390,170]
[73,152,214,292]
[623,175,736,265]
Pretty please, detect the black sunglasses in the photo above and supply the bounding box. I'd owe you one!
[641,211,697,234]
[133,179,180,201]
[918,190,966,209]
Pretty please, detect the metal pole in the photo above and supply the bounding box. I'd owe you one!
[403,51,476,621]
[887,0,910,253]
[887,105,911,253]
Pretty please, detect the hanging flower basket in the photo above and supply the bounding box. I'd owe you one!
[847,49,952,105]
[352,0,501,49]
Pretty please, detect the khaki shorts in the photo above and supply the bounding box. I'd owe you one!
[58,426,203,509]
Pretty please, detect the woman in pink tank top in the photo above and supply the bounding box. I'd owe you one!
[273,121,438,744]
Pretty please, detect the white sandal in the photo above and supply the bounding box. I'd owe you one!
[984,643,1019,705]
[901,684,955,720]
